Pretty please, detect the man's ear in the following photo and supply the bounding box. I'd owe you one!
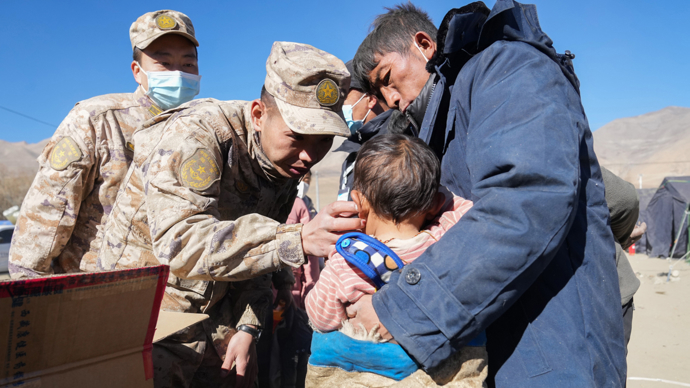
[366,94,385,115]
[425,191,447,220]
[413,31,437,62]
[250,99,266,133]
[366,94,378,110]
[132,61,144,86]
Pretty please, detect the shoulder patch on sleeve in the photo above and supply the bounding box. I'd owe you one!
[50,136,82,171]
[180,148,220,191]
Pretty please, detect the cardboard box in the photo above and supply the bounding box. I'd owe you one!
[0,266,208,387]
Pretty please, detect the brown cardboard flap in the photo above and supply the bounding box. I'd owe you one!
[0,266,169,387]
[154,311,209,343]
[0,350,153,388]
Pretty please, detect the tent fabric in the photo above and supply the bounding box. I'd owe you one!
[644,177,690,258]
[635,188,658,253]
[637,189,657,213]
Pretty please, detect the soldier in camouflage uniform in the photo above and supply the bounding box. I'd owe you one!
[91,42,363,387]
[9,10,201,279]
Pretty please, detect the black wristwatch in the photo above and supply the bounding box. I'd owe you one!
[237,324,262,341]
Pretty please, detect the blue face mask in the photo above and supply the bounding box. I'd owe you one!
[139,64,201,111]
[342,94,371,136]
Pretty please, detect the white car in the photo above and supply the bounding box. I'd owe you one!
[0,224,14,274]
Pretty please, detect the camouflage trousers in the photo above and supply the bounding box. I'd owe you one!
[153,322,239,388]
[305,346,488,388]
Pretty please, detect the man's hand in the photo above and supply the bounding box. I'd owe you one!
[275,288,293,310]
[221,330,257,388]
[302,201,364,257]
[346,295,393,341]
[622,222,647,250]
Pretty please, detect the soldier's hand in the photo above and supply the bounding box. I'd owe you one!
[221,330,257,388]
[302,201,364,257]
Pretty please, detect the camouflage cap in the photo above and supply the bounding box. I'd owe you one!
[265,42,350,137]
[130,10,199,50]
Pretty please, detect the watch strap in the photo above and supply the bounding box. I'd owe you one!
[237,324,261,341]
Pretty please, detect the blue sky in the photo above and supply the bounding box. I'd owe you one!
[1,0,688,143]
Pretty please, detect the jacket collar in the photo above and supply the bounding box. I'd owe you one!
[404,74,437,136]
[429,0,580,93]
[134,85,163,117]
[335,109,394,154]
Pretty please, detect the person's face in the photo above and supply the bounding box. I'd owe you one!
[344,89,376,124]
[367,32,435,113]
[251,100,334,179]
[132,34,199,90]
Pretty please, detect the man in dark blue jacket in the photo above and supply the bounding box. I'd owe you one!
[348,2,627,387]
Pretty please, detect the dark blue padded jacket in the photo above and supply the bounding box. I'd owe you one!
[372,1,627,387]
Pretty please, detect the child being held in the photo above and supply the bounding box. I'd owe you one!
[305,134,487,388]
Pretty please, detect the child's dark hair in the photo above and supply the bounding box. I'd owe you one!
[353,134,440,224]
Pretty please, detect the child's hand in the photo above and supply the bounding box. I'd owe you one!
[346,295,393,341]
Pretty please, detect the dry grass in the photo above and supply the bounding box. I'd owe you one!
[0,165,33,220]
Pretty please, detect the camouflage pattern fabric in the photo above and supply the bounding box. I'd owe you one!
[129,9,198,50]
[152,321,238,388]
[91,98,305,359]
[263,41,350,137]
[9,86,162,279]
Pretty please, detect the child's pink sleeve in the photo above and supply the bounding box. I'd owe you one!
[301,255,320,303]
[305,249,377,332]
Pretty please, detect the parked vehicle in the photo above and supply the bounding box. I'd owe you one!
[0,224,14,274]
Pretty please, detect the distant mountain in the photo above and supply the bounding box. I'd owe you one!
[2,106,687,206]
[313,137,346,177]
[319,107,690,195]
[310,137,348,209]
[0,135,347,179]
[0,139,49,176]
[593,106,690,189]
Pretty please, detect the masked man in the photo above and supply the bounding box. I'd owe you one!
[9,10,201,279]
[348,2,627,387]
[90,42,361,387]
[335,60,390,202]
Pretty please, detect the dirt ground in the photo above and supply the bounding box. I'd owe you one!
[626,253,690,387]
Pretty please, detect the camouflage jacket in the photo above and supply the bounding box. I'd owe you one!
[91,98,305,358]
[9,87,162,279]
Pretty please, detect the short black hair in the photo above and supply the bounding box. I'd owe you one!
[260,86,277,111]
[133,47,143,63]
[353,2,437,94]
[353,133,440,224]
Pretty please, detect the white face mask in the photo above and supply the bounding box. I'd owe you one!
[342,94,372,135]
[137,62,201,111]
[297,181,310,198]
[414,42,429,63]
